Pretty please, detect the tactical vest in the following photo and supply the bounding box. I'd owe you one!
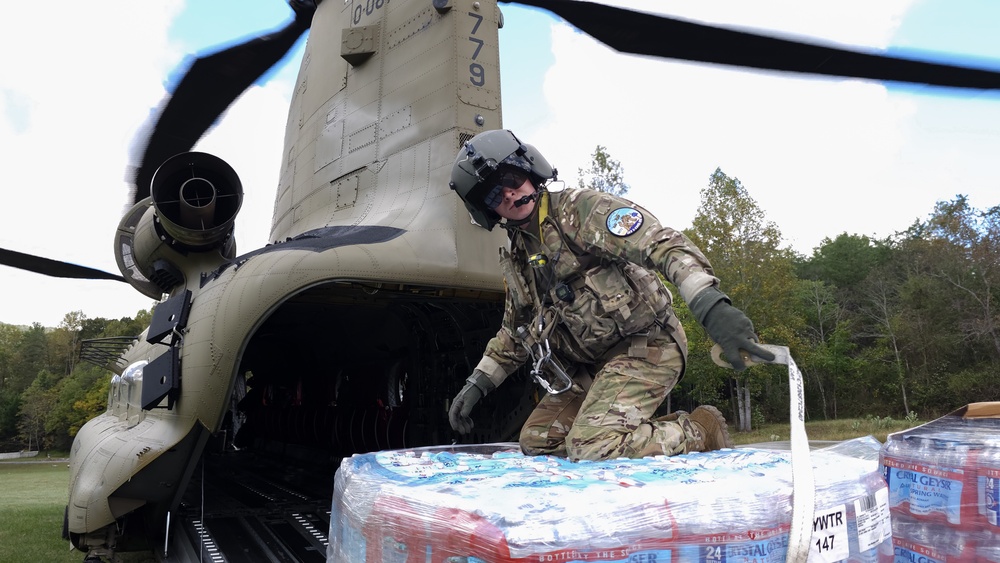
[500,191,678,365]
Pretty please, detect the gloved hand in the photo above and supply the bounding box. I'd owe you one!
[702,301,775,371]
[448,369,496,434]
[689,287,775,371]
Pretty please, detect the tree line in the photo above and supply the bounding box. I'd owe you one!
[1,160,996,449]
[672,171,998,431]
[0,312,151,451]
[579,148,997,431]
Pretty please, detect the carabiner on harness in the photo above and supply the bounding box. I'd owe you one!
[517,326,573,395]
[530,339,573,395]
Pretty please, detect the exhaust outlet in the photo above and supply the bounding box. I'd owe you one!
[178,176,218,230]
[150,152,243,249]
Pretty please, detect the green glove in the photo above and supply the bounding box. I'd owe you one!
[690,287,775,371]
[448,369,496,434]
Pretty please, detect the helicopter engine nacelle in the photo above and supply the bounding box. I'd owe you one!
[149,151,244,249]
[115,152,243,298]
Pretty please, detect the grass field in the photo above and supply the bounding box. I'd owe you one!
[731,415,920,446]
[0,461,79,563]
[0,417,919,562]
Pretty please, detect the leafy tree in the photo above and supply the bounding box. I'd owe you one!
[48,363,111,445]
[684,168,802,431]
[794,280,842,419]
[802,322,859,419]
[794,233,894,418]
[921,196,1000,360]
[0,323,23,394]
[71,373,112,436]
[854,264,912,414]
[17,375,57,450]
[80,316,114,341]
[796,233,886,291]
[897,265,964,409]
[854,343,908,414]
[0,308,149,449]
[577,145,630,196]
[46,375,84,449]
[796,280,842,345]
[49,310,86,377]
[0,390,20,450]
[11,323,47,395]
[107,310,152,338]
[838,194,1000,419]
[79,311,149,344]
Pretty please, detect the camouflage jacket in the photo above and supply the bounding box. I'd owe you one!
[474,187,719,388]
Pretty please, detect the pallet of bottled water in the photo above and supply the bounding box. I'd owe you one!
[880,402,1000,562]
[328,436,892,562]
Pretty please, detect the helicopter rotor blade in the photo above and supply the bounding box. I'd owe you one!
[0,248,126,282]
[507,0,1000,90]
[0,3,318,284]
[130,1,317,205]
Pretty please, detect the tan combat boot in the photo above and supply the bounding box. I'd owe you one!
[683,405,733,452]
[651,410,688,423]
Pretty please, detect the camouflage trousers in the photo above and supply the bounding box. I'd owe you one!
[519,332,694,461]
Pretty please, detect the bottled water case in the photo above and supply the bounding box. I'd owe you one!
[329,437,893,562]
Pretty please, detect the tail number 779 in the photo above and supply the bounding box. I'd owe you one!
[467,11,486,86]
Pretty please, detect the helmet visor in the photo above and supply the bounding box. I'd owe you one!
[482,169,529,210]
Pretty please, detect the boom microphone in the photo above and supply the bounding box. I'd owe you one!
[513,193,538,208]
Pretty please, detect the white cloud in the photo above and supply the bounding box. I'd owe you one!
[593,0,913,50]
[504,0,1000,255]
[191,83,294,253]
[0,1,301,327]
[3,0,998,327]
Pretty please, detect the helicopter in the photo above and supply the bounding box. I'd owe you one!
[2,0,1000,561]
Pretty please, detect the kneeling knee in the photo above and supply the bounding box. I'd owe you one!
[565,426,625,462]
[519,425,564,457]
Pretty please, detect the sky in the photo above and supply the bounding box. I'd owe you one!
[1,0,999,327]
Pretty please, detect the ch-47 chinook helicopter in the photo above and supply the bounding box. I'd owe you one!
[2,0,1000,561]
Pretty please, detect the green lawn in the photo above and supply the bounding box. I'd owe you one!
[0,461,80,563]
[732,416,921,446]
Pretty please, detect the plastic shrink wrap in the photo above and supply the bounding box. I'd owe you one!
[879,402,1000,563]
[328,437,892,562]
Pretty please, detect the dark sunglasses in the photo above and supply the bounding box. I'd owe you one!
[483,170,528,209]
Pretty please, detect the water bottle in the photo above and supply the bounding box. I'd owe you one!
[933,431,982,529]
[978,442,1000,531]
[880,434,915,518]
[890,513,980,563]
[366,494,434,563]
[813,452,892,563]
[429,505,513,562]
[670,478,791,563]
[881,433,978,528]
[977,530,1000,562]
[843,472,893,563]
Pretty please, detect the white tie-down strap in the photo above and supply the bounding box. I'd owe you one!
[780,349,815,563]
[713,343,816,562]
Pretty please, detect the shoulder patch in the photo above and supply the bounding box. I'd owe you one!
[606,207,643,236]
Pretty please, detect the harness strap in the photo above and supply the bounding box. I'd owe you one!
[627,324,662,363]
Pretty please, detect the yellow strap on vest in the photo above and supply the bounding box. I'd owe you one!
[537,190,550,239]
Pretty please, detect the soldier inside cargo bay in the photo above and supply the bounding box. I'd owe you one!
[447,129,774,461]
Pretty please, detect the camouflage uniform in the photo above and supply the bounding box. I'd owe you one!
[473,187,721,461]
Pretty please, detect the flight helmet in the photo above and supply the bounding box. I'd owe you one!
[449,129,556,230]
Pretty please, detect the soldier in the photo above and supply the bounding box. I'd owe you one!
[448,129,774,461]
